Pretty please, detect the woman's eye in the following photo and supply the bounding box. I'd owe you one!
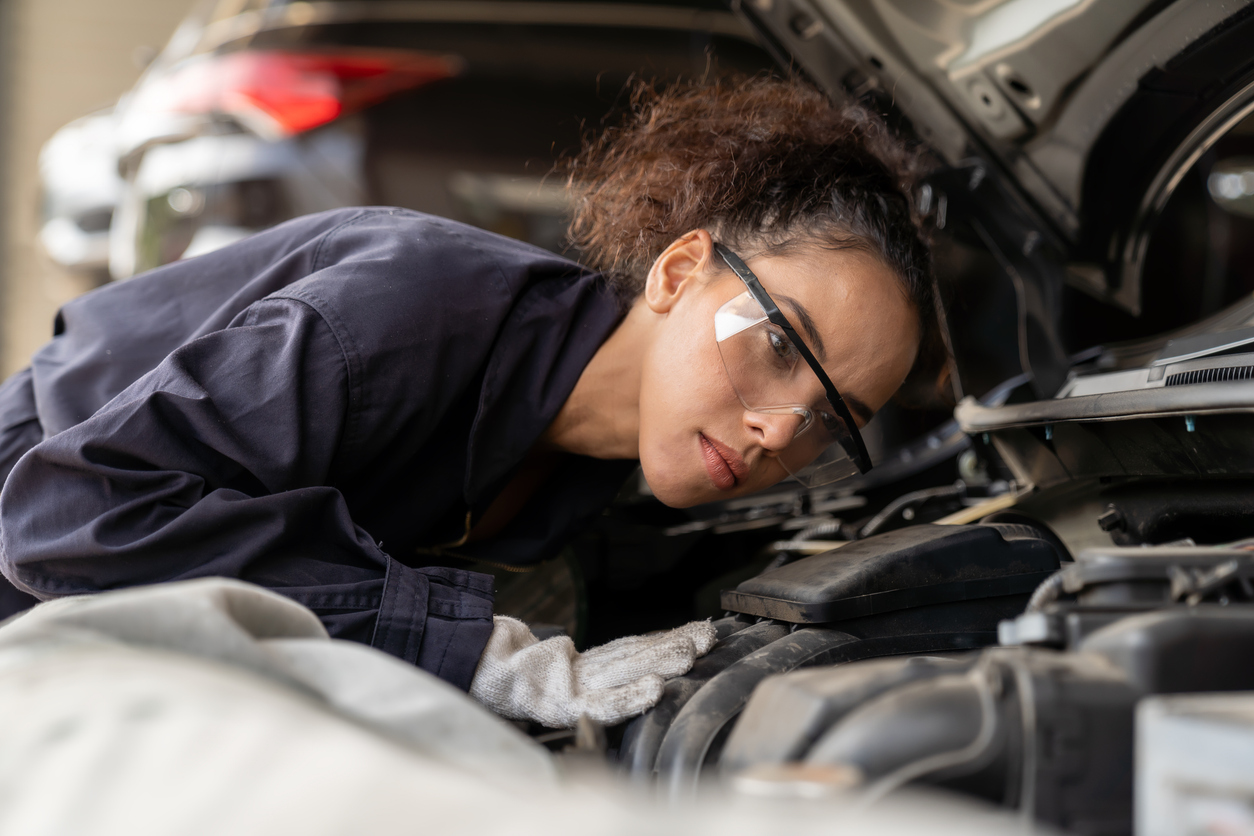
[817,410,853,445]
[767,330,794,362]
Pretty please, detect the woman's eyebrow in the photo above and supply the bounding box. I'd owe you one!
[775,294,827,363]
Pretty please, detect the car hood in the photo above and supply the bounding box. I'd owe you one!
[735,0,1254,314]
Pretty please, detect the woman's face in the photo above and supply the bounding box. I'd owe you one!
[637,232,920,508]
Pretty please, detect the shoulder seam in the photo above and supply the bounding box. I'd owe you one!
[258,292,363,462]
[310,209,394,273]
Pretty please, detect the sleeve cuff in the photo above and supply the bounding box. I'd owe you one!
[370,556,495,691]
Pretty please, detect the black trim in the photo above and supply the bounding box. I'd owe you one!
[720,571,1057,622]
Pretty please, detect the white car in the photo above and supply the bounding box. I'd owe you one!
[38,109,124,278]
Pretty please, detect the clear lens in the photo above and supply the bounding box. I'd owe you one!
[715,290,861,487]
[785,441,861,486]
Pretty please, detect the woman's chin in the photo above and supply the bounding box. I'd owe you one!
[637,463,712,509]
[644,479,707,509]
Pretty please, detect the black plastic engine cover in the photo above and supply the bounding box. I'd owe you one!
[721,523,1063,623]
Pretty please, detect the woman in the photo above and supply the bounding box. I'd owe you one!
[0,77,932,727]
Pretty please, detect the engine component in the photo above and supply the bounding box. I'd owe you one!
[620,522,1066,789]
[957,403,1254,490]
[654,628,856,799]
[1000,545,1254,648]
[727,605,1254,835]
[721,523,1063,623]
[1092,481,1254,546]
[617,619,788,780]
[804,648,1140,832]
[622,596,1043,786]
[621,596,1037,788]
[721,655,976,773]
[1082,607,1254,695]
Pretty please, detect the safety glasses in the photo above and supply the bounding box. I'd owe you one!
[713,243,873,486]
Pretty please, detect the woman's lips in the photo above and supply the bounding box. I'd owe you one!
[700,433,748,491]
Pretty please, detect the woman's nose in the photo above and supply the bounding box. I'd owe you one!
[743,409,802,452]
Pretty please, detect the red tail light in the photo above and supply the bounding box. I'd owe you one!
[140,49,461,136]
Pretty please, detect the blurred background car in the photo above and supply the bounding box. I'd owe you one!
[37,109,124,282]
[39,0,772,280]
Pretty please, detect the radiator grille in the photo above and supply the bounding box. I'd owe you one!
[1165,365,1254,386]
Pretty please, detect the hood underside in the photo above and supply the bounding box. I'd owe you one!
[736,0,1254,319]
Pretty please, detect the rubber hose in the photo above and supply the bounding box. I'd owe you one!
[1025,569,1067,613]
[655,628,859,800]
[618,620,788,779]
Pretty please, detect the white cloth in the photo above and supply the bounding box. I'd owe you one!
[0,579,1031,836]
[0,578,554,784]
[469,616,718,728]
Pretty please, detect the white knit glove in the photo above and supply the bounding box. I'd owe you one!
[468,617,718,728]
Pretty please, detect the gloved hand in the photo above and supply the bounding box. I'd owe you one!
[469,616,718,728]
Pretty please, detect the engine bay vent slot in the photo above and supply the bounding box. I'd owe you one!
[1165,364,1254,386]
[720,524,1063,624]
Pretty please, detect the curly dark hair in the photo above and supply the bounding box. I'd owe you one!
[562,75,944,399]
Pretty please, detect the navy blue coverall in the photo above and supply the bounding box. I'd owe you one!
[0,208,635,689]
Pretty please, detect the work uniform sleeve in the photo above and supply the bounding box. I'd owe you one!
[0,297,494,690]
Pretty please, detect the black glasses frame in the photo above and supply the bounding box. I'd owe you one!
[714,242,873,475]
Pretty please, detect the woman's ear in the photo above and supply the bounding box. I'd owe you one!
[643,230,715,314]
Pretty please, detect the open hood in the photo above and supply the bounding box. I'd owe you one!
[735,0,1254,400]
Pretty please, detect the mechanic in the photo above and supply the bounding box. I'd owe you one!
[0,77,933,728]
